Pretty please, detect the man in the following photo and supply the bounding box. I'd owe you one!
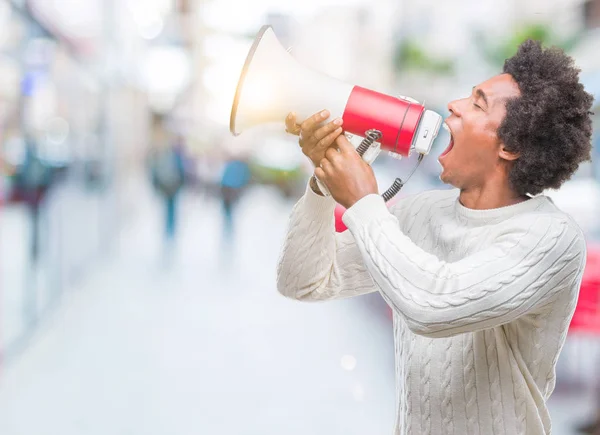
[277,40,593,434]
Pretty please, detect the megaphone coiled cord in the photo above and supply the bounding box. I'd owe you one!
[381,154,424,202]
[354,128,425,202]
[356,129,383,157]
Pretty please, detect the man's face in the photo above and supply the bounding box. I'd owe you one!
[438,74,521,189]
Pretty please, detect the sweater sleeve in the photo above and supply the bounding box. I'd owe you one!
[276,183,377,301]
[342,194,587,338]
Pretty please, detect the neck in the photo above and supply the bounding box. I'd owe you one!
[458,183,529,210]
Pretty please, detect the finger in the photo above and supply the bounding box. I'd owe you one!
[313,127,343,153]
[313,118,343,142]
[319,157,332,171]
[285,112,301,135]
[300,110,330,133]
[336,134,356,154]
[325,146,341,162]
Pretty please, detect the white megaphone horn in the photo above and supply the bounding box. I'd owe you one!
[230,25,443,201]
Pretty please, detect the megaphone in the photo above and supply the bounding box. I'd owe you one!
[230,25,443,200]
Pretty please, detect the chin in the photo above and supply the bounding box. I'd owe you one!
[439,171,459,188]
[439,170,451,185]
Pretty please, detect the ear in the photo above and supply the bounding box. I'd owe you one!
[499,144,520,161]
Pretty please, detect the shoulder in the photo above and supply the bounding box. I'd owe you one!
[525,195,586,240]
[540,197,587,260]
[505,198,587,265]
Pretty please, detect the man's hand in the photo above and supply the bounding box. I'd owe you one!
[314,135,378,209]
[285,110,344,167]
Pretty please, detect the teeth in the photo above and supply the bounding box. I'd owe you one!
[442,122,450,132]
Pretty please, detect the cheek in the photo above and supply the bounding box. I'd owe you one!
[454,138,499,173]
[462,119,500,158]
[464,116,498,142]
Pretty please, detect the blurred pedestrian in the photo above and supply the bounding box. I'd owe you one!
[219,157,250,237]
[150,134,186,243]
[13,138,52,262]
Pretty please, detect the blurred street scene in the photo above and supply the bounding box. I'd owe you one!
[0,0,599,434]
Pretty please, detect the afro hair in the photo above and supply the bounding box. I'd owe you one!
[499,39,594,196]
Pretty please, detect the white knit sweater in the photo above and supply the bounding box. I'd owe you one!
[277,185,586,435]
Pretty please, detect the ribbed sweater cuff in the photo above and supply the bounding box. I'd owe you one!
[303,180,336,215]
[342,194,389,231]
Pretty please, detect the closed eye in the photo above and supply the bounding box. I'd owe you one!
[471,86,488,111]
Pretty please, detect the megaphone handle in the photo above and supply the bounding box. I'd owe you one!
[312,129,422,203]
[314,176,331,196]
[313,130,381,197]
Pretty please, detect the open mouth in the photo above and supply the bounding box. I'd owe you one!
[440,123,454,157]
[441,137,454,157]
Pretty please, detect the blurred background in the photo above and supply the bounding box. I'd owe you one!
[0,0,598,434]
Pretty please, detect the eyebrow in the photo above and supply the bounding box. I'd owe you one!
[472,86,489,107]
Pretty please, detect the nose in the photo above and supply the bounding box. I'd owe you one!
[447,99,461,117]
